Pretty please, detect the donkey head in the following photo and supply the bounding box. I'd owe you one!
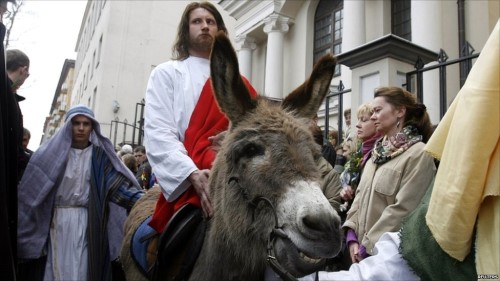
[208,31,341,278]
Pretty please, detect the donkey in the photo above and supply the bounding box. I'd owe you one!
[121,32,341,281]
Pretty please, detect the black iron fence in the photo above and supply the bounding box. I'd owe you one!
[323,80,351,146]
[109,100,145,148]
[406,44,479,119]
[324,43,479,144]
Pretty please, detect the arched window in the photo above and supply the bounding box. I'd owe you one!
[392,0,411,41]
[314,0,343,76]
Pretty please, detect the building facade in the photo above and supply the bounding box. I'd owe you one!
[50,0,498,147]
[219,0,498,136]
[41,59,75,142]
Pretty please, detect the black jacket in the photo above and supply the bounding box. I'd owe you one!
[0,22,20,278]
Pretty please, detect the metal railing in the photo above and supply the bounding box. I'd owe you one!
[406,42,479,119]
[109,100,145,148]
[323,42,479,144]
[323,80,351,146]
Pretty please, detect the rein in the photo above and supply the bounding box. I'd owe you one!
[228,177,297,281]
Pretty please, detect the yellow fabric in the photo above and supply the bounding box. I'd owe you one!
[425,19,499,276]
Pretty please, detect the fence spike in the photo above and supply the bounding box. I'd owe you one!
[414,56,424,69]
[338,80,345,92]
[461,41,475,57]
[438,49,449,63]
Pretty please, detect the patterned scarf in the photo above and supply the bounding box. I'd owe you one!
[372,125,422,164]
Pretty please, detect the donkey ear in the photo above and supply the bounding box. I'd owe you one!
[281,54,336,119]
[210,31,257,126]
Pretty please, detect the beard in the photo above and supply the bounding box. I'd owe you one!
[189,34,214,53]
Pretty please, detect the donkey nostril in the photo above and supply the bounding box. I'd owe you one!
[302,213,331,233]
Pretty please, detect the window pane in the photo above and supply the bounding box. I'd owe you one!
[392,0,411,40]
[334,44,341,54]
[314,0,343,70]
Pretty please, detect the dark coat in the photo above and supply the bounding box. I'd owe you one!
[0,22,20,279]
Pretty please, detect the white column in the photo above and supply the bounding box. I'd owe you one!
[342,0,366,110]
[263,14,290,99]
[342,0,365,52]
[412,0,442,124]
[235,35,256,81]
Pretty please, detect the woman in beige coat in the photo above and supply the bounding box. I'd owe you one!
[343,86,436,264]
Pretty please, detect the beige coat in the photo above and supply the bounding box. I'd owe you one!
[318,156,343,213]
[343,142,436,254]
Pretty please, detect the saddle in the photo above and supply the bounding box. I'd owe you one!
[152,203,206,281]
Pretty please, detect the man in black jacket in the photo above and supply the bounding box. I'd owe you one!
[0,0,22,279]
[6,49,30,182]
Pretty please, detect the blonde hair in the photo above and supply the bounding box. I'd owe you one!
[356,103,374,119]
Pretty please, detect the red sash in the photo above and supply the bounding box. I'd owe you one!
[148,77,257,233]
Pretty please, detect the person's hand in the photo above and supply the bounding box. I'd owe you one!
[348,241,360,264]
[208,131,227,152]
[188,169,213,218]
[340,185,354,201]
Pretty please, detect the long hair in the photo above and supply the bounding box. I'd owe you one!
[172,1,228,60]
[374,87,433,143]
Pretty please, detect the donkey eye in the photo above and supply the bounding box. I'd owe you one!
[241,143,264,159]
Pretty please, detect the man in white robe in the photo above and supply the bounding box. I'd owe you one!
[18,105,144,281]
[145,1,230,232]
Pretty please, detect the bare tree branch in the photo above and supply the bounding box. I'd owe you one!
[4,0,24,49]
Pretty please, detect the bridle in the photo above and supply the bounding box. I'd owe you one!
[228,176,298,281]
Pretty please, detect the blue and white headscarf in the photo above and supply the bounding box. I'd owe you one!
[18,104,140,259]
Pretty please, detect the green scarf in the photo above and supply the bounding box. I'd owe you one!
[399,180,476,281]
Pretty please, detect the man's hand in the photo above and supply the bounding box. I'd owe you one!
[188,169,213,218]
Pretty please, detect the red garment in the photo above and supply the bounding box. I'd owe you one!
[148,77,257,233]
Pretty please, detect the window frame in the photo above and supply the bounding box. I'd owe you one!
[313,0,343,76]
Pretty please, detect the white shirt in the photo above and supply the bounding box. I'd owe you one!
[144,56,210,201]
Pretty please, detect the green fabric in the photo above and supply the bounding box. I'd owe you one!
[399,180,477,281]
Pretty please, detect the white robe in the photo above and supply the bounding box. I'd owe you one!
[144,56,210,202]
[44,146,92,281]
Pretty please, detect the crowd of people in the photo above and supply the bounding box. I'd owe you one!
[1,0,497,280]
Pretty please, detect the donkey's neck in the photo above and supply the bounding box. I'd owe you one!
[189,220,267,281]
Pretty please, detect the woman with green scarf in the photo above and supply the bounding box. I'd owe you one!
[343,87,436,264]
